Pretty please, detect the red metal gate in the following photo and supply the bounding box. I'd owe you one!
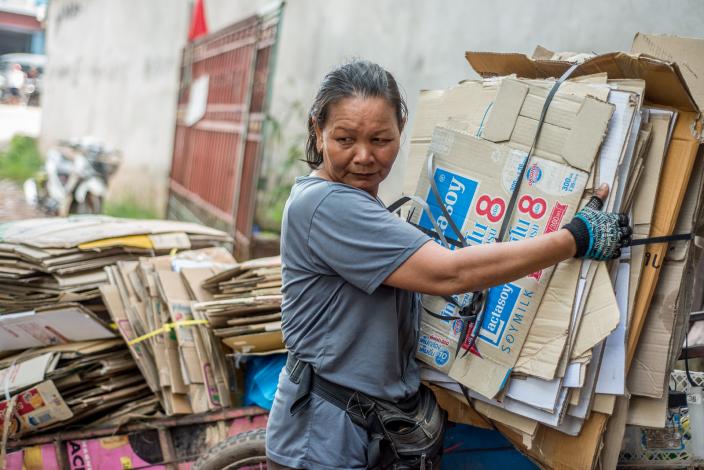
[168,9,280,260]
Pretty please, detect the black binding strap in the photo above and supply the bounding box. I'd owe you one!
[496,63,581,243]
[627,232,693,246]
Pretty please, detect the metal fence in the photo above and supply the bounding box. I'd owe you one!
[168,9,280,259]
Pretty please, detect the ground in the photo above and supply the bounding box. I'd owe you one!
[0,103,43,222]
[0,179,41,222]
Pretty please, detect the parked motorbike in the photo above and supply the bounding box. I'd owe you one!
[24,138,121,216]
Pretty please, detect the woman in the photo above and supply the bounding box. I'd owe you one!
[266,60,629,470]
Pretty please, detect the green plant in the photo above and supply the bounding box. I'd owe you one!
[255,101,309,232]
[0,135,43,183]
[104,197,159,220]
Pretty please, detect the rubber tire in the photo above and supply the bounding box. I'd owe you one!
[193,428,268,470]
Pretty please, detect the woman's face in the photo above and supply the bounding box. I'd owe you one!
[314,96,402,196]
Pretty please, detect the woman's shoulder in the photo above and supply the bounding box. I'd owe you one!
[288,176,377,214]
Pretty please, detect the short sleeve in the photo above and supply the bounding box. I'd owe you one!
[308,188,430,294]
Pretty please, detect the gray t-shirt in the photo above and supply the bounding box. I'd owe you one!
[266,176,429,469]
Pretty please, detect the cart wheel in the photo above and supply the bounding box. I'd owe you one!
[193,428,268,470]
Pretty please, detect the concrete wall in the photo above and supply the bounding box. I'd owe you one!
[41,0,190,214]
[40,0,704,222]
[262,0,704,205]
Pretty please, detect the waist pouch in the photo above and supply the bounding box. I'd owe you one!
[286,354,447,469]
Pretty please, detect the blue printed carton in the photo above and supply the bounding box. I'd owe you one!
[410,79,613,398]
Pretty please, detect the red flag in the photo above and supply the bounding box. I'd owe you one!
[188,0,208,41]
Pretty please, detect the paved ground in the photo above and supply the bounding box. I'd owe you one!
[0,103,41,143]
[0,180,42,222]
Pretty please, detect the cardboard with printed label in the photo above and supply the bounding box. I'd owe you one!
[459,43,702,469]
[409,77,615,387]
[411,80,614,398]
[0,380,73,437]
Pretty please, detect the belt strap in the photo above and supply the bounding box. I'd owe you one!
[287,353,375,420]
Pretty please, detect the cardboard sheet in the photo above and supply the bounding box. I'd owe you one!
[627,111,701,368]
[410,81,612,398]
[0,304,115,352]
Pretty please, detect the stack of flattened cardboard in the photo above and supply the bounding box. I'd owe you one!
[194,256,284,354]
[101,247,238,416]
[408,40,702,469]
[0,216,231,313]
[0,216,233,440]
[0,340,160,439]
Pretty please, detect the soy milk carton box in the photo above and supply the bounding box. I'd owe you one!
[412,79,613,398]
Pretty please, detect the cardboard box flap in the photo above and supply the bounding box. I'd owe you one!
[482,79,529,142]
[466,51,699,113]
[632,33,704,114]
[482,78,614,171]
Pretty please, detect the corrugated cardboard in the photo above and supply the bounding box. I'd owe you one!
[466,51,698,113]
[473,400,539,438]
[496,412,609,470]
[515,83,639,381]
[463,46,702,469]
[0,304,115,352]
[0,353,55,395]
[570,264,620,359]
[627,149,704,398]
[597,396,630,470]
[99,285,159,393]
[514,258,581,379]
[627,112,701,367]
[632,33,704,113]
[155,270,208,412]
[0,381,73,436]
[626,394,668,428]
[427,384,492,429]
[410,78,612,397]
[0,217,227,249]
[413,124,596,398]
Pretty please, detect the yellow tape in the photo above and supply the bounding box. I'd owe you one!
[127,320,209,346]
[78,234,154,250]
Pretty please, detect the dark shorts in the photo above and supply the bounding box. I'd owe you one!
[9,87,20,97]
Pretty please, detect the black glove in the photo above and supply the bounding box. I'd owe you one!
[562,196,631,260]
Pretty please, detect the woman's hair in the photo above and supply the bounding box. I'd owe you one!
[305,60,408,169]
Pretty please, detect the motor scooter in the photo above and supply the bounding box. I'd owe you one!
[24,138,121,216]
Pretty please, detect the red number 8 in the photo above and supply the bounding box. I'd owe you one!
[518,195,547,219]
[476,195,505,223]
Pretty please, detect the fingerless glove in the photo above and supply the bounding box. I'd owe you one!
[563,196,631,260]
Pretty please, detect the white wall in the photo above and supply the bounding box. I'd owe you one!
[40,0,704,220]
[41,0,191,214]
[265,0,704,204]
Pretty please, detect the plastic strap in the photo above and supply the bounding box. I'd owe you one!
[427,153,468,248]
[627,232,693,246]
[127,319,209,346]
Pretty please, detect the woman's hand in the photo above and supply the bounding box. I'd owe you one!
[384,184,622,296]
[563,184,631,260]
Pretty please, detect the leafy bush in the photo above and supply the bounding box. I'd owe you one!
[0,135,43,183]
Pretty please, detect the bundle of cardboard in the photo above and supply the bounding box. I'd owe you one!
[409,35,703,469]
[0,216,234,439]
[0,216,231,313]
[101,247,239,416]
[194,256,284,354]
[0,340,160,438]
